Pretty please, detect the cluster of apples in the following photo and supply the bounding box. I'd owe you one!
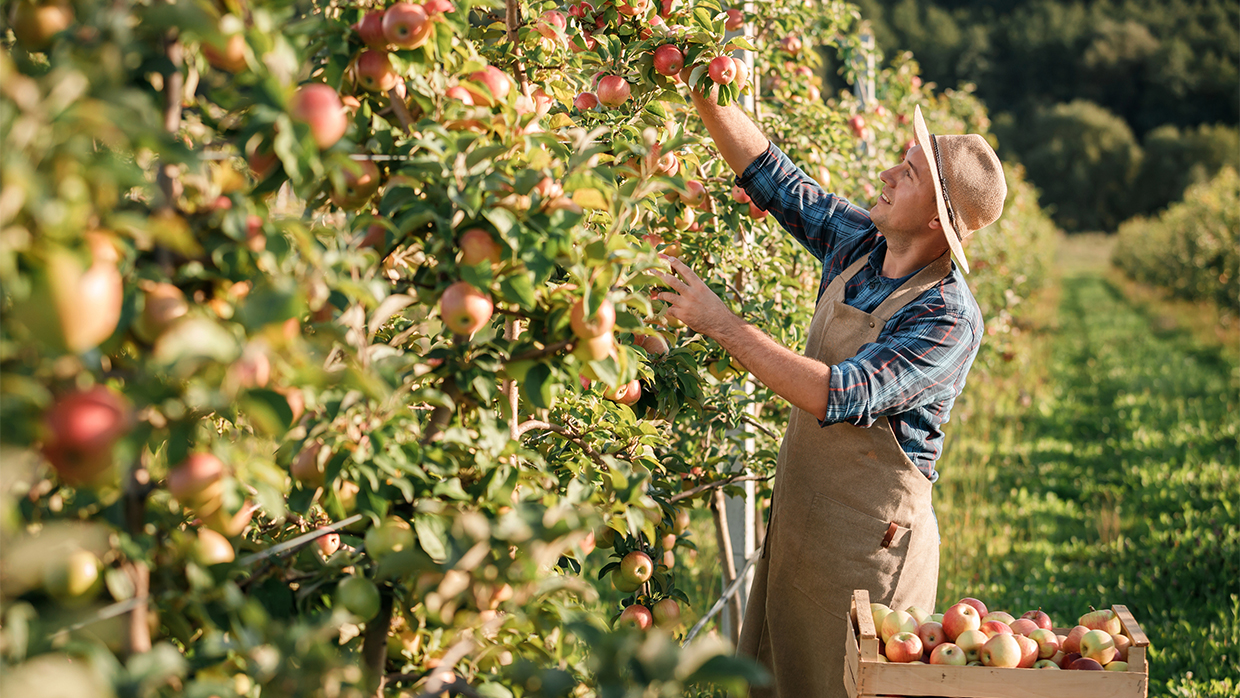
[871,598,1135,671]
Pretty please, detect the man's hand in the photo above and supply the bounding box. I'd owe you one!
[651,255,738,339]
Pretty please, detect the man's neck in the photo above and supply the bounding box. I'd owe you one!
[880,232,950,278]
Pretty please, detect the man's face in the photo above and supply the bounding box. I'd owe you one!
[869,144,941,239]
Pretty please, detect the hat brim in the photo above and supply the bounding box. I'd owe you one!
[913,105,970,274]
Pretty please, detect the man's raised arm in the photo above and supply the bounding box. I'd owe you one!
[688,88,768,177]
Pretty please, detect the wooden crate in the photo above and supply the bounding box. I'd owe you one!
[844,589,1150,698]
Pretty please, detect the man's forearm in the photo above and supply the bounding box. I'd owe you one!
[688,89,769,177]
[713,313,831,422]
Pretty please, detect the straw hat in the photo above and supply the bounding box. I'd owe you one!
[912,105,1006,274]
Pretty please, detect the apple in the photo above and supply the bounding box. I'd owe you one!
[779,35,801,54]
[291,84,348,150]
[290,441,326,486]
[354,10,388,47]
[884,631,923,663]
[1028,628,1060,659]
[574,333,615,362]
[1105,661,1129,672]
[916,621,946,655]
[867,603,892,632]
[1079,629,1117,665]
[941,602,981,641]
[439,281,493,336]
[132,281,187,343]
[169,453,226,509]
[331,158,381,209]
[596,75,631,107]
[980,634,1022,668]
[906,605,931,625]
[1014,634,1039,667]
[605,379,641,406]
[707,55,736,84]
[11,0,74,50]
[658,0,676,17]
[365,516,415,560]
[33,247,124,354]
[1111,632,1131,660]
[652,599,680,628]
[1033,659,1060,669]
[619,551,653,585]
[633,331,670,356]
[574,91,599,110]
[595,525,616,549]
[982,611,1015,626]
[612,569,641,593]
[569,297,616,339]
[653,44,684,77]
[44,548,102,603]
[615,0,648,16]
[1062,625,1089,654]
[203,33,247,73]
[980,620,1013,638]
[1058,652,1082,669]
[731,56,749,90]
[459,228,501,267]
[679,180,706,206]
[568,1,592,20]
[724,8,743,31]
[423,0,455,16]
[672,507,690,534]
[927,613,944,624]
[879,610,917,644]
[41,385,132,486]
[747,202,767,219]
[1009,618,1039,636]
[336,576,381,620]
[954,629,988,664]
[928,643,967,666]
[355,50,398,92]
[618,604,653,630]
[195,528,236,565]
[848,115,867,138]
[536,10,566,39]
[445,85,475,105]
[731,185,751,204]
[316,528,342,558]
[202,499,255,537]
[1079,608,1122,635]
[464,66,512,107]
[1069,657,1105,671]
[383,2,432,49]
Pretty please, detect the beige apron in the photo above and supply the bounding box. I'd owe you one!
[738,252,952,698]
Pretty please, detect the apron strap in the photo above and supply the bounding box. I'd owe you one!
[872,252,953,323]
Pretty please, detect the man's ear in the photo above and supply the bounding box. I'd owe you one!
[928,216,943,231]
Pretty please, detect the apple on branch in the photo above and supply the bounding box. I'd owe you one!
[383,2,432,49]
[440,281,494,337]
[291,84,348,150]
[596,75,631,107]
[618,604,653,630]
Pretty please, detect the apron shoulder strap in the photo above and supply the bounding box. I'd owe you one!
[823,253,872,299]
[872,252,953,323]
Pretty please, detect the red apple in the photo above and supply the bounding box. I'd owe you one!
[980,620,1013,638]
[724,8,743,31]
[980,634,1022,668]
[574,91,599,110]
[707,55,736,84]
[445,85,475,105]
[731,56,749,90]
[570,297,615,339]
[291,84,348,150]
[383,2,432,49]
[536,10,566,38]
[1069,657,1105,671]
[440,281,493,336]
[958,597,988,618]
[941,602,982,641]
[633,332,670,356]
[1009,618,1040,636]
[658,0,676,17]
[459,228,501,267]
[354,11,388,48]
[355,50,398,92]
[615,0,648,16]
[1059,652,1082,669]
[423,0,455,16]
[879,610,917,644]
[747,201,767,219]
[464,66,513,107]
[1111,632,1131,661]
[605,379,641,406]
[1028,628,1060,659]
[331,158,381,209]
[779,35,801,54]
[168,453,226,509]
[1062,625,1089,654]
[568,1,592,19]
[1014,634,1040,668]
[954,629,988,664]
[916,621,946,655]
[653,44,684,77]
[619,551,653,585]
[618,604,653,630]
[928,643,967,666]
[1079,629,1117,665]
[41,385,132,485]
[848,114,867,138]
[291,441,326,486]
[652,598,680,627]
[596,75,631,107]
[316,528,342,557]
[203,33,247,73]
[679,180,706,206]
[884,631,923,663]
[731,185,751,203]
[1079,609,1122,635]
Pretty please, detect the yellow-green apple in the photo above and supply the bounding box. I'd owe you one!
[1014,634,1039,667]
[884,632,923,663]
[41,385,132,486]
[1028,628,1060,659]
[169,453,226,510]
[1033,659,1060,669]
[383,2,432,49]
[679,180,706,206]
[336,575,381,619]
[927,613,944,624]
[618,604,653,630]
[1020,609,1053,630]
[354,11,387,47]
[196,528,236,565]
[316,528,342,558]
[459,228,501,267]
[440,281,493,336]
[331,158,381,209]
[203,33,247,73]
[1070,657,1105,670]
[40,247,124,354]
[928,642,967,666]
[906,605,932,626]
[1111,632,1131,660]
[612,569,640,593]
[652,598,680,628]
[11,0,74,50]
[355,50,398,92]
[916,621,946,655]
[707,55,736,84]
[879,609,917,644]
[955,629,988,663]
[868,603,892,632]
[620,550,654,585]
[980,620,1013,638]
[653,44,683,76]
[958,597,988,618]
[1079,609,1121,635]
[291,441,326,486]
[464,66,512,107]
[595,526,615,548]
[202,499,254,537]
[44,548,102,603]
[1105,661,1129,672]
[291,84,348,150]
[1009,618,1040,636]
[365,516,414,559]
[1079,629,1116,665]
[134,281,188,343]
[1062,625,1089,654]
[982,611,1015,626]
[570,297,615,339]
[574,333,615,362]
[597,75,631,107]
[941,602,982,641]
[724,8,743,30]
[980,634,1022,668]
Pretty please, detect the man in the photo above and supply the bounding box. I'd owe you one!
[653,90,1007,696]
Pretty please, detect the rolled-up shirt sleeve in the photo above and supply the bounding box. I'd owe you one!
[736,143,875,263]
[823,310,980,427]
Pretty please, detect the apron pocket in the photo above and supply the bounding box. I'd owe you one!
[790,494,911,618]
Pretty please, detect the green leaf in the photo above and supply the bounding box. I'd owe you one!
[522,363,554,409]
[499,273,537,309]
[414,514,449,562]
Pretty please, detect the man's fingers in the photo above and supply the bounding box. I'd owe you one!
[650,270,688,293]
[660,254,703,285]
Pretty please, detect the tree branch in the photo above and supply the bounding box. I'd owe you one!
[507,338,572,364]
[504,0,531,95]
[516,420,610,469]
[669,473,772,504]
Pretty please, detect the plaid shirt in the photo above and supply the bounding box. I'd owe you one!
[736,143,983,482]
